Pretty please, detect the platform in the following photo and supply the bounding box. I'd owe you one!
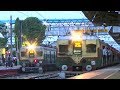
[0,65,22,77]
[68,64,120,79]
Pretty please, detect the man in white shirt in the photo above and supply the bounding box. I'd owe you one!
[102,46,107,66]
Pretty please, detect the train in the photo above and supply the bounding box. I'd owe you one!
[19,43,57,73]
[56,30,120,71]
[19,29,120,72]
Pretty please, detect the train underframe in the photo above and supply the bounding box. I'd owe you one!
[19,60,58,73]
[56,56,120,71]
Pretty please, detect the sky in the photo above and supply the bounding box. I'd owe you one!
[0,11,87,20]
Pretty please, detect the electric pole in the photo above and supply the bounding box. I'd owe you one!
[19,20,23,48]
[10,15,13,59]
[19,20,22,61]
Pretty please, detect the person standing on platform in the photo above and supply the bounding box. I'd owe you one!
[8,54,13,67]
[107,47,112,65]
[102,46,107,66]
[1,54,5,66]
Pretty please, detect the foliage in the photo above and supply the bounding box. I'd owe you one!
[0,38,7,48]
[22,17,46,45]
[14,17,46,46]
[0,24,5,27]
[14,18,20,37]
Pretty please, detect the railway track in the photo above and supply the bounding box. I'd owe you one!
[0,71,83,79]
[0,71,61,79]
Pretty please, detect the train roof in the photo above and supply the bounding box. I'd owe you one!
[57,34,120,52]
[58,34,99,40]
[98,34,120,51]
[20,46,56,51]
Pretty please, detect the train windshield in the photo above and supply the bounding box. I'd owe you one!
[36,51,43,56]
[59,45,68,53]
[21,52,26,57]
[86,44,96,53]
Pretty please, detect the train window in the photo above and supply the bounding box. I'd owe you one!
[51,54,54,63]
[21,52,26,57]
[47,51,50,63]
[86,44,96,53]
[52,52,56,63]
[36,51,43,56]
[44,51,47,61]
[59,45,68,53]
[50,51,55,63]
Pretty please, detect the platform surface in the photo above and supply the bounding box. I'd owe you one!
[69,64,120,79]
[0,65,21,70]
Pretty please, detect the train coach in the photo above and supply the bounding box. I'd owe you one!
[19,44,57,73]
[56,30,120,71]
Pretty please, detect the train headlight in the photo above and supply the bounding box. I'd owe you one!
[71,30,82,41]
[62,65,68,71]
[86,65,92,71]
[28,45,35,50]
[72,35,81,41]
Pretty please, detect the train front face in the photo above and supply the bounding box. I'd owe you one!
[20,44,43,67]
[56,30,100,71]
[56,30,83,70]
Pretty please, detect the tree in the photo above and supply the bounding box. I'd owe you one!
[14,18,20,38]
[0,23,7,48]
[22,17,46,45]
[14,18,21,50]
[0,38,7,48]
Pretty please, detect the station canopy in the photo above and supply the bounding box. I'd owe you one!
[83,11,120,26]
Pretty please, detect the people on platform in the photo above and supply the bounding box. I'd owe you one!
[102,46,107,66]
[106,47,112,64]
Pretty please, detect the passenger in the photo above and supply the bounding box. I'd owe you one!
[15,58,17,66]
[13,57,17,66]
[102,46,107,66]
[7,54,13,67]
[112,51,115,62]
[5,55,9,67]
[106,48,112,65]
[1,54,5,65]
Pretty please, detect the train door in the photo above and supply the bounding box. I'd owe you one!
[43,49,47,63]
[46,50,50,63]
[51,51,55,64]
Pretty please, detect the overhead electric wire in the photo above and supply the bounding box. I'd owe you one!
[17,11,29,17]
[34,11,46,20]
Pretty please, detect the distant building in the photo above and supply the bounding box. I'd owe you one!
[5,22,15,46]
